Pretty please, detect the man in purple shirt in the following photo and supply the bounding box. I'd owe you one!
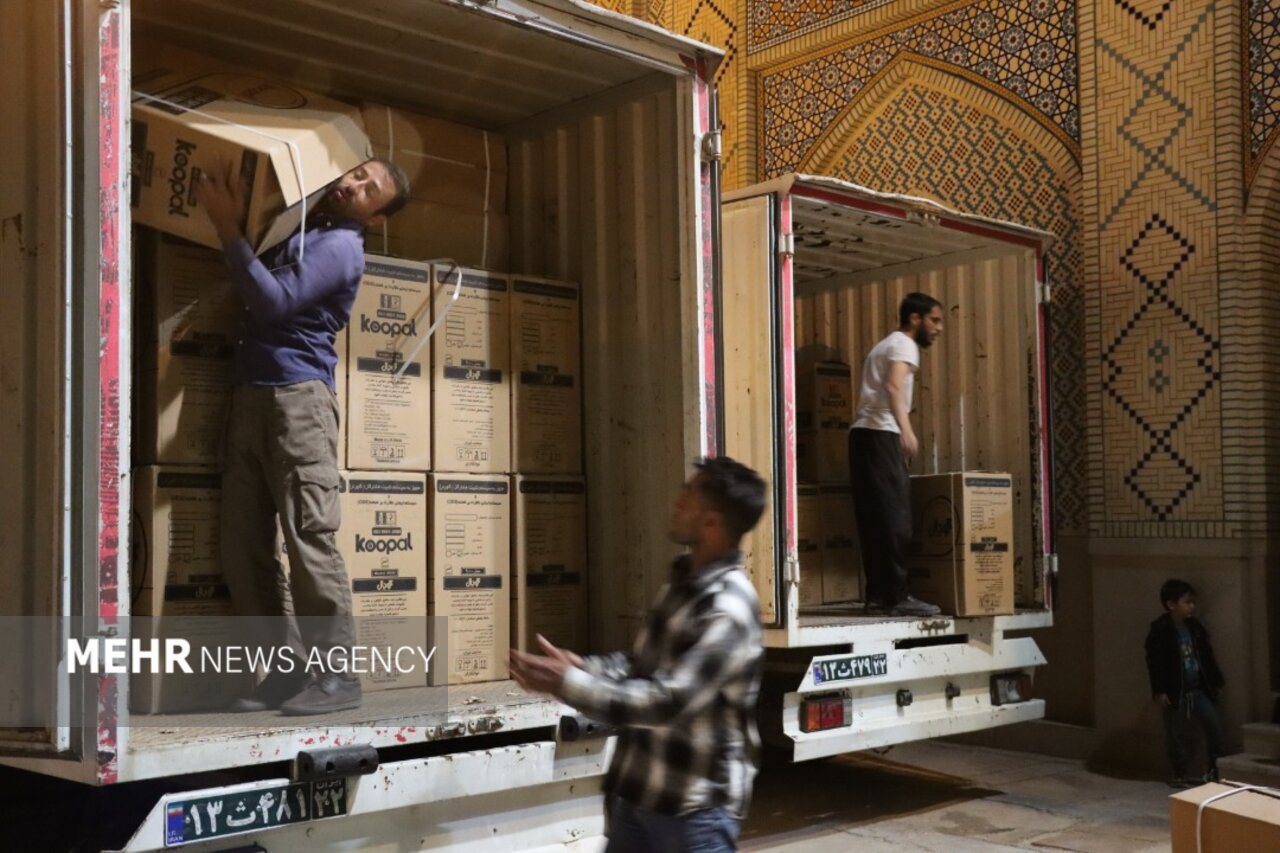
[195,157,409,715]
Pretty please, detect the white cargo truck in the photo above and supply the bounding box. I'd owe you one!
[0,0,1053,849]
[721,175,1054,762]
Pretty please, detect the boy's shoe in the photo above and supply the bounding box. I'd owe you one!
[228,669,309,713]
[889,596,942,617]
[280,673,363,716]
[1203,767,1220,784]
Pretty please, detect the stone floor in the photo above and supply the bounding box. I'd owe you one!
[741,741,1174,852]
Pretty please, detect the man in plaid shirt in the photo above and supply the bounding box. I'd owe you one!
[510,456,766,852]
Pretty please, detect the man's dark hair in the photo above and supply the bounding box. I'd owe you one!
[1160,578,1196,610]
[370,157,412,218]
[899,292,943,326]
[693,456,767,542]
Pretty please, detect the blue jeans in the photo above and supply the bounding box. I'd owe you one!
[1163,689,1226,778]
[605,796,740,853]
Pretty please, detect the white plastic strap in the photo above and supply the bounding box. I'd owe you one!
[132,90,311,262]
[393,258,463,380]
[1195,784,1280,853]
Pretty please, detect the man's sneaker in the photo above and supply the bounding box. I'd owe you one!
[864,598,893,614]
[889,596,942,617]
[228,670,309,713]
[280,674,363,716]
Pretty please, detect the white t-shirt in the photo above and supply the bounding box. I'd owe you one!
[852,330,920,433]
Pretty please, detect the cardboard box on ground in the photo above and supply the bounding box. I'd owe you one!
[428,475,511,685]
[513,477,587,654]
[907,473,1015,616]
[130,467,248,714]
[1170,783,1280,852]
[134,229,238,467]
[432,267,511,474]
[345,256,433,470]
[511,276,582,474]
[338,472,429,691]
[131,47,369,254]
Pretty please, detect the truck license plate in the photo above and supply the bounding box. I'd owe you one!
[165,778,347,846]
[812,653,888,684]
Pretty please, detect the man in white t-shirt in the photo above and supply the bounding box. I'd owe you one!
[849,292,944,617]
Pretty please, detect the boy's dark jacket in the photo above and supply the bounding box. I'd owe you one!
[1144,613,1224,701]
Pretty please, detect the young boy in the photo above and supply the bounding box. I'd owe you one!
[1144,578,1227,787]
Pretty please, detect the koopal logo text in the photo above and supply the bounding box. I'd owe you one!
[355,532,413,553]
[360,315,417,337]
[168,139,198,218]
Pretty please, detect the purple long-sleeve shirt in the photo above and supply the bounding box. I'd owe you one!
[223,213,364,392]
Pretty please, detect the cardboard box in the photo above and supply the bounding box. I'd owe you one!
[796,360,853,484]
[370,200,509,270]
[511,276,582,474]
[432,267,511,474]
[346,257,433,470]
[428,475,511,685]
[130,466,245,713]
[135,233,238,466]
[338,472,429,691]
[361,103,508,211]
[798,484,824,607]
[908,473,1015,616]
[820,485,862,603]
[131,467,226,588]
[131,49,369,253]
[513,477,587,654]
[1171,783,1280,852]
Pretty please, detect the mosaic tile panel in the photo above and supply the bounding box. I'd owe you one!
[1085,1,1225,532]
[1248,0,1280,181]
[673,1,745,184]
[825,81,1087,533]
[759,0,1079,178]
[747,0,895,53]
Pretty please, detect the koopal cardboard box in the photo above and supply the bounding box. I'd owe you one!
[513,476,587,654]
[798,484,824,607]
[907,473,1015,616]
[361,103,508,211]
[371,200,509,271]
[130,466,246,713]
[338,472,429,691]
[1171,783,1280,852]
[135,233,238,466]
[428,475,510,685]
[511,276,582,474]
[346,257,432,470]
[820,485,862,603]
[796,360,853,484]
[131,48,369,253]
[432,267,511,474]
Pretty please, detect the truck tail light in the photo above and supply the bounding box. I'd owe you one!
[800,694,851,732]
[990,672,1033,706]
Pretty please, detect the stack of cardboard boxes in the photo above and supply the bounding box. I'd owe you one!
[130,49,586,708]
[794,359,864,607]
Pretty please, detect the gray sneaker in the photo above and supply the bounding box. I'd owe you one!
[228,670,308,713]
[890,596,942,617]
[280,674,363,716]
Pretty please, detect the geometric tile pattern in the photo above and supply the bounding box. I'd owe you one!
[1248,0,1280,181]
[759,0,1079,177]
[826,81,1088,532]
[1087,1,1225,531]
[677,0,743,177]
[1103,215,1220,520]
[747,0,895,53]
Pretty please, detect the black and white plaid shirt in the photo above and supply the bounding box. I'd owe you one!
[558,551,763,817]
